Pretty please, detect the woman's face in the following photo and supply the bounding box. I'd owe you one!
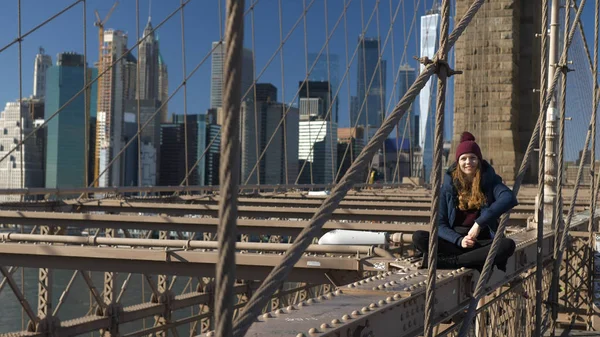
[458,153,479,177]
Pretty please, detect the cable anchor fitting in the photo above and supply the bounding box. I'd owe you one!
[413,56,462,77]
[557,63,574,73]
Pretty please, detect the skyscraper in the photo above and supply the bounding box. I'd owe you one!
[159,113,221,186]
[158,53,169,123]
[308,53,340,122]
[351,37,386,138]
[33,47,52,99]
[255,83,277,103]
[124,99,160,186]
[397,64,417,150]
[95,29,131,187]
[0,100,45,200]
[210,41,254,109]
[417,6,454,182]
[298,120,338,185]
[241,93,299,185]
[45,53,97,190]
[298,81,335,121]
[138,19,160,100]
[159,123,185,187]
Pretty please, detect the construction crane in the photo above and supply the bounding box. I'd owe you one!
[93,2,118,187]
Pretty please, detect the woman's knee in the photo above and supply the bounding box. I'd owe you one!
[412,230,429,252]
[499,238,516,256]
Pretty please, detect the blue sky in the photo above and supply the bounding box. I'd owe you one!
[0,0,596,135]
[0,0,435,129]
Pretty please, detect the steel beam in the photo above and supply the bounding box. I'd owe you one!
[0,182,408,197]
[0,234,382,254]
[174,195,586,213]
[52,200,531,224]
[0,210,430,236]
[0,244,370,284]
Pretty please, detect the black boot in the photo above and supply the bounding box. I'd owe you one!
[419,254,428,269]
[437,255,460,269]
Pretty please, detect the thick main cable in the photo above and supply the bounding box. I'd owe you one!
[423,1,451,335]
[214,0,244,336]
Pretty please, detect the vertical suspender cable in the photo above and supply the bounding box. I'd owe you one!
[18,0,23,200]
[252,4,260,186]
[181,0,190,187]
[215,0,244,336]
[277,0,286,185]
[423,0,450,336]
[375,2,386,183]
[325,0,336,186]
[587,0,600,329]
[301,0,313,185]
[551,0,570,327]
[17,0,25,329]
[83,0,89,192]
[136,0,143,190]
[389,0,399,183]
[535,0,551,334]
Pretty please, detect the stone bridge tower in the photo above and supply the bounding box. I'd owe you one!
[453,0,541,183]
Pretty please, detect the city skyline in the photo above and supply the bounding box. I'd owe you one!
[0,1,436,131]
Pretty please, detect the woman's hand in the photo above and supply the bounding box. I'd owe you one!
[461,236,476,248]
[467,223,481,240]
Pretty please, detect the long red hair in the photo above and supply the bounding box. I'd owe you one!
[451,162,486,210]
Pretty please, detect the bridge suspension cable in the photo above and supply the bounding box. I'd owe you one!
[231,1,487,335]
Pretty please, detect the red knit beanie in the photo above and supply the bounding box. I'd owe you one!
[455,131,482,162]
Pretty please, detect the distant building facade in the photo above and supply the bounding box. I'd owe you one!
[159,113,221,186]
[351,36,386,139]
[298,120,338,185]
[95,29,133,187]
[337,127,365,182]
[210,41,254,109]
[45,53,97,190]
[33,47,52,99]
[241,98,299,185]
[0,100,45,200]
[299,81,335,121]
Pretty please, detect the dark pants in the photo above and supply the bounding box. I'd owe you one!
[412,226,516,271]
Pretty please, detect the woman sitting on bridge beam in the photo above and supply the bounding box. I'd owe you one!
[413,132,517,272]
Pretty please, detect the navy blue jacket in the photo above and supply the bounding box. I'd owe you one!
[438,160,519,246]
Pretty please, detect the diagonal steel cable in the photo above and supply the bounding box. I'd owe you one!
[214,0,244,336]
[0,0,83,55]
[424,0,451,336]
[458,0,588,334]
[231,1,486,335]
